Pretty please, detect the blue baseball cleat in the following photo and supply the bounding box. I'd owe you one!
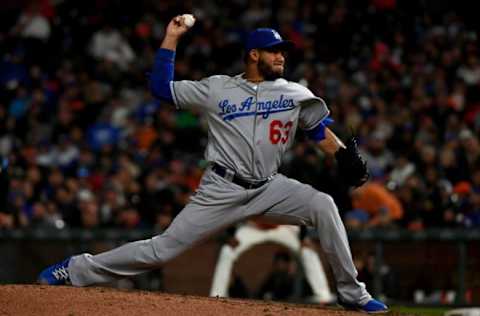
[37,257,71,285]
[339,298,389,314]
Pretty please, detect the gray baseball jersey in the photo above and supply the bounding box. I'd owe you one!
[170,74,329,180]
[67,73,371,305]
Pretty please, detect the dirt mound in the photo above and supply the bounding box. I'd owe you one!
[0,285,397,316]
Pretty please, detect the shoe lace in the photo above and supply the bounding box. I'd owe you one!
[52,265,69,280]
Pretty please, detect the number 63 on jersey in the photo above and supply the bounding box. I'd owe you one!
[269,120,293,144]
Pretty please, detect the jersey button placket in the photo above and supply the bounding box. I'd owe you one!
[255,112,262,146]
[251,84,260,178]
[255,115,262,165]
[254,88,264,172]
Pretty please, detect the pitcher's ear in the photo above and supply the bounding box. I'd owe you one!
[249,49,260,62]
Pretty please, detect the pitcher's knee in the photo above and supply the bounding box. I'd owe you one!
[309,192,339,224]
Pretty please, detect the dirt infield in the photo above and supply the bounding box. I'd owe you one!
[0,285,404,316]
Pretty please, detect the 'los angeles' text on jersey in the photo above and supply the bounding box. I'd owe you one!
[217,95,295,121]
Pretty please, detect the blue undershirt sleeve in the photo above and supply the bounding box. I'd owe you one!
[149,48,175,103]
[305,117,334,142]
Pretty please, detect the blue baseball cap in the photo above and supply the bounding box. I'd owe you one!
[245,28,294,52]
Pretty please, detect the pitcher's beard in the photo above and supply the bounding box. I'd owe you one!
[258,59,284,81]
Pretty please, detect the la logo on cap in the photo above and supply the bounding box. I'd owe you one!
[271,30,282,40]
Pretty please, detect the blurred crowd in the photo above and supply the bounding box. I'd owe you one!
[0,0,479,231]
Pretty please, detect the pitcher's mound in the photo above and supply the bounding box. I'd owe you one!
[0,285,396,316]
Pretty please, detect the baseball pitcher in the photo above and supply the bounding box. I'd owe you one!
[39,15,388,314]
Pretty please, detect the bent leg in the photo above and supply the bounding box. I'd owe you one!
[255,175,370,305]
[306,192,369,304]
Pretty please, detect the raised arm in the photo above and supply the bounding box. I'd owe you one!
[150,15,192,103]
[160,15,191,51]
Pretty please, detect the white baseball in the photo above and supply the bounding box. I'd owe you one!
[182,14,195,28]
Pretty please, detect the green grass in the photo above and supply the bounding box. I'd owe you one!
[391,305,450,316]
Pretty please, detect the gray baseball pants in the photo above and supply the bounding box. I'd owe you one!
[68,167,371,304]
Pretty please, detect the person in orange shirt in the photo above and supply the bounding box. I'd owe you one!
[347,182,404,228]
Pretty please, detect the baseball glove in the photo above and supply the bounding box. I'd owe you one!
[335,136,369,188]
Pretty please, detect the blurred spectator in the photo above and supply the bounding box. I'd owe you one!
[54,185,76,226]
[116,206,141,229]
[11,3,51,42]
[77,189,100,229]
[0,54,29,91]
[86,121,121,152]
[457,55,480,86]
[99,184,125,226]
[464,191,480,227]
[388,155,415,188]
[9,2,52,66]
[8,86,30,120]
[360,130,394,180]
[347,182,404,228]
[89,24,136,71]
[29,201,64,229]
